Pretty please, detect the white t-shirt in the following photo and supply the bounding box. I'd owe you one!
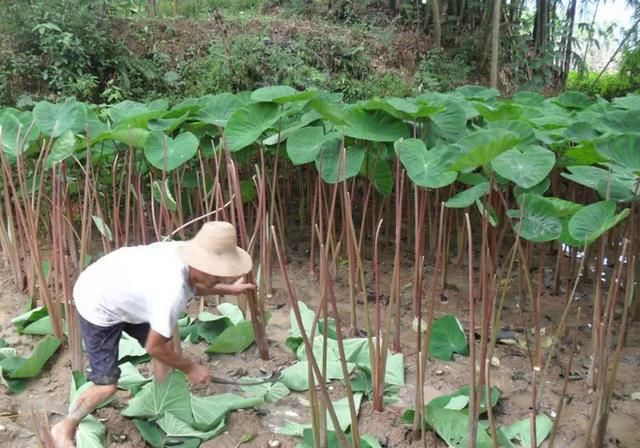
[74,241,194,338]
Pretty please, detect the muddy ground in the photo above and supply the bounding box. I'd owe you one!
[1,243,639,447]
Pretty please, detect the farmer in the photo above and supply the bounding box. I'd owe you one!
[51,221,255,448]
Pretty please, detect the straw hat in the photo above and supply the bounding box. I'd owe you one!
[177,221,252,277]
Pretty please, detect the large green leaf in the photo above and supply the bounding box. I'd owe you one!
[191,393,263,428]
[118,332,147,360]
[427,385,500,414]
[216,303,245,325]
[315,144,365,183]
[144,131,199,171]
[613,94,640,110]
[450,129,521,170]
[12,306,49,333]
[597,110,640,134]
[568,201,630,245]
[396,139,459,189]
[0,112,27,157]
[487,120,536,145]
[596,134,640,172]
[107,100,167,127]
[514,194,563,242]
[445,182,491,209]
[224,102,281,151]
[429,98,468,140]
[500,415,553,447]
[344,108,409,142]
[279,361,353,391]
[552,91,593,110]
[361,151,394,196]
[456,85,500,101]
[33,98,85,137]
[190,93,244,126]
[205,321,255,354]
[561,165,613,191]
[122,371,193,423]
[92,126,150,149]
[76,415,106,448]
[516,193,582,218]
[286,126,340,165]
[118,362,151,390]
[134,419,166,448]
[5,335,61,379]
[251,86,316,103]
[158,412,225,440]
[512,91,545,106]
[241,381,290,403]
[475,102,524,122]
[491,146,555,189]
[428,315,469,360]
[425,406,494,448]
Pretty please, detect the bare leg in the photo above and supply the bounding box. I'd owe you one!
[51,384,117,448]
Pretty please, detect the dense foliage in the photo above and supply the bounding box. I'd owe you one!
[1,0,638,107]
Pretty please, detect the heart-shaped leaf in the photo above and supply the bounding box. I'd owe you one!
[428,315,469,360]
[224,102,281,151]
[568,201,630,245]
[450,129,521,170]
[144,131,199,171]
[344,108,409,142]
[251,85,316,103]
[445,182,491,208]
[596,134,640,172]
[429,98,468,140]
[396,139,459,189]
[315,144,365,183]
[46,130,78,167]
[286,126,340,165]
[513,194,563,242]
[552,91,593,110]
[190,93,244,127]
[491,146,555,189]
[33,98,85,138]
[122,371,193,423]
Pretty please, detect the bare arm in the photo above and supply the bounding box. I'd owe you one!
[193,277,255,296]
[145,329,194,373]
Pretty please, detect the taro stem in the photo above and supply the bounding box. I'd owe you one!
[465,213,478,447]
[413,202,446,439]
[272,226,350,447]
[320,242,361,447]
[548,307,581,448]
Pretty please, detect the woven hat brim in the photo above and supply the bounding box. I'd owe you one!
[176,242,253,277]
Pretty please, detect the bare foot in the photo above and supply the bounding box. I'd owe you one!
[51,420,76,448]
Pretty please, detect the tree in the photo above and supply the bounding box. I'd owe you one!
[490,0,502,88]
[561,0,578,84]
[432,0,442,48]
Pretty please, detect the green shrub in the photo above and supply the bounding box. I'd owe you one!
[0,0,120,102]
[416,48,473,92]
[567,70,637,99]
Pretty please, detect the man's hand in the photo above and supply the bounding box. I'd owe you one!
[214,278,256,296]
[187,363,211,385]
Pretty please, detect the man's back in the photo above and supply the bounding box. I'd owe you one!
[73,241,193,338]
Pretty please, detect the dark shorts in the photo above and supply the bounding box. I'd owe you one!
[77,312,150,385]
